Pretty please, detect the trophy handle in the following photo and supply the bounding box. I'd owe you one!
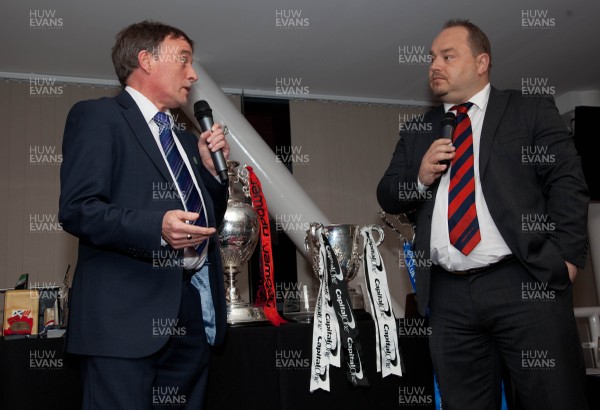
[305,222,325,278]
[304,221,323,253]
[365,224,385,246]
[237,165,250,198]
[379,209,415,243]
[306,222,323,242]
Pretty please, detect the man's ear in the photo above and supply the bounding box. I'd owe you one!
[476,53,490,75]
[137,49,154,74]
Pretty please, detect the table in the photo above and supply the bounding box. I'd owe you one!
[205,314,435,410]
[0,336,82,410]
[0,316,434,410]
[2,320,598,409]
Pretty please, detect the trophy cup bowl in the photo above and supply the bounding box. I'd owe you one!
[218,161,267,324]
[306,223,361,281]
[306,223,383,309]
[220,204,258,271]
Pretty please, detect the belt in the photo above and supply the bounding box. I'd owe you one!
[435,255,516,276]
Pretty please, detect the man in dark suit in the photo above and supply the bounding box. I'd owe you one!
[59,21,229,409]
[378,19,589,409]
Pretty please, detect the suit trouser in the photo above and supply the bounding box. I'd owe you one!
[428,259,588,410]
[79,273,210,410]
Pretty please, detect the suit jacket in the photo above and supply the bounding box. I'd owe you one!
[59,90,228,357]
[377,87,589,316]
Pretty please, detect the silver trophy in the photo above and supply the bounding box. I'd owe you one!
[305,222,384,309]
[218,161,267,324]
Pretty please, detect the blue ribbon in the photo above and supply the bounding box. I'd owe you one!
[402,241,417,293]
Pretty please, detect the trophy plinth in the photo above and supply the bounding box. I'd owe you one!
[219,161,268,324]
[222,265,268,324]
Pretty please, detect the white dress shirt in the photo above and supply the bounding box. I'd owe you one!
[126,86,207,270]
[428,83,512,271]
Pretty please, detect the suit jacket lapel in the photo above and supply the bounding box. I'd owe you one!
[116,91,173,183]
[416,106,444,258]
[426,106,444,212]
[479,87,509,177]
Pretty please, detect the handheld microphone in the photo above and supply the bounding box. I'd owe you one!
[193,100,229,183]
[439,111,456,173]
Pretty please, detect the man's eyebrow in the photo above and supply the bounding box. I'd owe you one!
[430,47,456,55]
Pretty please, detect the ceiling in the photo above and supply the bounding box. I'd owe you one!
[2,0,599,106]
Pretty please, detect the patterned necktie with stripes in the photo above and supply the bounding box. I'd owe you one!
[154,112,208,255]
[447,103,481,255]
[155,112,216,345]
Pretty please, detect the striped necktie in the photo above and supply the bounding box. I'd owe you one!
[155,112,216,345]
[154,112,208,255]
[447,103,481,255]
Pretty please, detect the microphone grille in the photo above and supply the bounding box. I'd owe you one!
[193,100,212,116]
[441,111,456,126]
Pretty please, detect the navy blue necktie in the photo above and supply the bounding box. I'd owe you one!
[154,111,216,345]
[154,112,208,256]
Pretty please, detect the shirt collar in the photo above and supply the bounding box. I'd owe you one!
[125,86,173,126]
[443,83,491,113]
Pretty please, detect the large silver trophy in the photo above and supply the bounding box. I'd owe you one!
[218,161,267,324]
[305,223,384,309]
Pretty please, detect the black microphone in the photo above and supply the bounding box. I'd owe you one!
[439,111,456,173]
[193,100,228,183]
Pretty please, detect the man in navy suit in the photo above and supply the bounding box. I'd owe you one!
[378,20,589,409]
[59,21,229,409]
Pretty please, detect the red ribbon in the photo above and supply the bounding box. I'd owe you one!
[246,166,287,326]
